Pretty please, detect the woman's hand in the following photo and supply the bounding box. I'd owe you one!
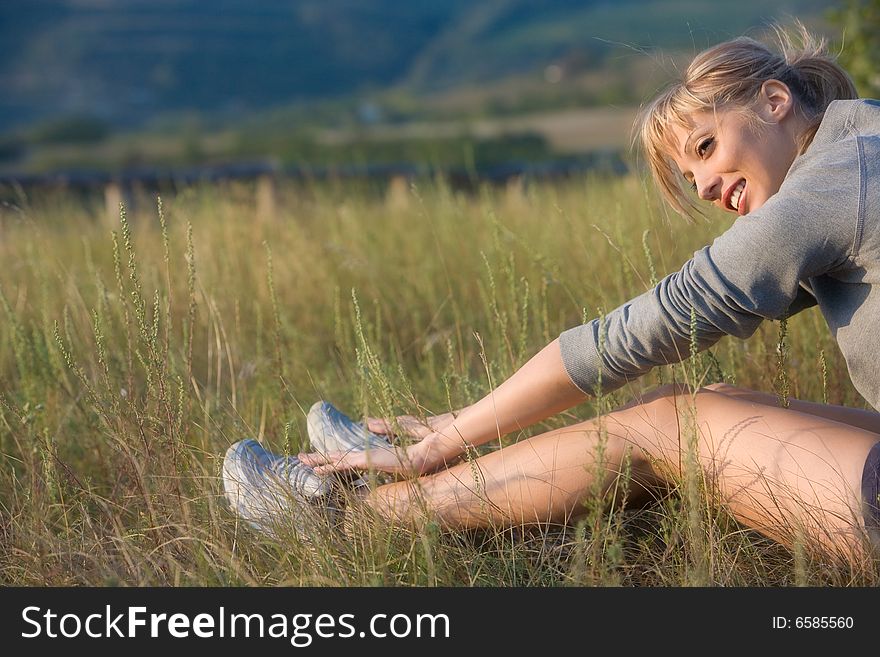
[298,435,456,476]
[364,411,458,441]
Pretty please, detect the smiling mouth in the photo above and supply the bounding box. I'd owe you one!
[728,179,746,213]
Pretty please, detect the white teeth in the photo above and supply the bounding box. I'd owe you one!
[730,180,745,210]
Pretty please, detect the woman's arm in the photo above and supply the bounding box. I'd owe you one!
[415,338,587,460]
[300,338,589,475]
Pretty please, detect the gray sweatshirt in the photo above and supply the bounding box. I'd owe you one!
[559,98,880,410]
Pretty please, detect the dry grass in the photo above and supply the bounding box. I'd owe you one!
[0,174,877,586]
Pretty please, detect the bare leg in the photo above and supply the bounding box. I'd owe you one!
[362,383,880,560]
[696,382,880,432]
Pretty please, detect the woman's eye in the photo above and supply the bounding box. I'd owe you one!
[697,137,714,157]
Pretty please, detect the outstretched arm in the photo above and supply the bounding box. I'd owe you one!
[299,338,588,475]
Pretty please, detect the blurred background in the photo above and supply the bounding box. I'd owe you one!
[0,0,876,184]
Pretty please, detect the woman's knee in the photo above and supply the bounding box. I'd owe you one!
[647,381,749,397]
[701,382,758,396]
[639,381,766,406]
[631,382,693,406]
[618,382,749,462]
[700,382,777,406]
[628,382,728,414]
[643,382,766,419]
[703,382,735,394]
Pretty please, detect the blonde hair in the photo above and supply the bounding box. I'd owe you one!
[637,24,857,218]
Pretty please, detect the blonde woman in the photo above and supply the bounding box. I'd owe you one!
[224,26,880,563]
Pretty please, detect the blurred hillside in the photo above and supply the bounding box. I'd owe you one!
[0,0,841,174]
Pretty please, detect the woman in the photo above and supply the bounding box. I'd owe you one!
[223,26,880,562]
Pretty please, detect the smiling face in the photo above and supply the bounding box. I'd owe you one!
[668,81,807,216]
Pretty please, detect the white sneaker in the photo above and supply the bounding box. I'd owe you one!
[222,438,333,539]
[307,401,393,454]
[306,401,394,489]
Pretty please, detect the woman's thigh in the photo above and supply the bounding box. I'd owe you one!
[702,382,880,434]
[624,385,880,557]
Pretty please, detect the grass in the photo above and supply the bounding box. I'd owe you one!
[0,174,876,586]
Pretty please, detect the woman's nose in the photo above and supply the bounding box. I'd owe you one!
[696,175,722,201]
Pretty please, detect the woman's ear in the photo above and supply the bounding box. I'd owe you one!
[758,79,794,123]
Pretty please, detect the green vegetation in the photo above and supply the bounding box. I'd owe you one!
[17,130,556,175]
[1,176,876,585]
[1,0,842,175]
[830,0,880,97]
[0,0,837,129]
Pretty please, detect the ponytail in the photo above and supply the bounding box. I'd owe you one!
[776,24,858,113]
[774,24,858,149]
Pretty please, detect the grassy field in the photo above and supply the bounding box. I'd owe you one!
[1,175,877,586]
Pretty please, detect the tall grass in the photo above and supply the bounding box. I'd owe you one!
[0,175,875,586]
